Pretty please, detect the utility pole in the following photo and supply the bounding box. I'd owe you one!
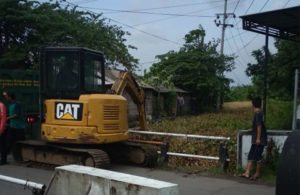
[214,0,235,109]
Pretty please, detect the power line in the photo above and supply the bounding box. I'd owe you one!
[235,28,252,60]
[225,39,244,85]
[239,34,259,51]
[259,0,270,12]
[74,6,215,18]
[65,1,182,45]
[225,30,247,41]
[232,0,241,13]
[228,25,260,65]
[107,18,181,45]
[104,0,229,13]
[234,0,256,26]
[244,0,256,14]
[228,28,249,64]
[284,0,293,7]
[231,0,270,57]
[133,1,236,27]
[231,71,243,85]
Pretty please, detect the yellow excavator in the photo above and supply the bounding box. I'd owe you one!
[13,47,157,168]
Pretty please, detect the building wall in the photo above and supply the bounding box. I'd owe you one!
[144,89,155,121]
[122,88,190,125]
[122,89,156,126]
[182,94,190,114]
[122,91,139,123]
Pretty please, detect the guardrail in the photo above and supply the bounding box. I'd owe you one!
[0,175,45,195]
[128,130,230,170]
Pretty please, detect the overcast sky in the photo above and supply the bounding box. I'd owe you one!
[55,0,299,86]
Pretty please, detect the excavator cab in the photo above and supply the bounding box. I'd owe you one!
[40,47,106,100]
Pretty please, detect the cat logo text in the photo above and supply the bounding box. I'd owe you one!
[55,102,83,121]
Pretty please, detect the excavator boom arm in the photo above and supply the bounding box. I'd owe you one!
[110,72,147,130]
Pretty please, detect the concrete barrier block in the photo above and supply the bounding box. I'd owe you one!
[45,165,178,195]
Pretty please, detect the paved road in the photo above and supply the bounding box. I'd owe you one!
[0,163,275,195]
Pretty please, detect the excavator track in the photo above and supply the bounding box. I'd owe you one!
[13,140,110,169]
[12,140,158,169]
[105,142,159,167]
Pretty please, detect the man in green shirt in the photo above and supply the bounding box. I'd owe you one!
[3,92,25,158]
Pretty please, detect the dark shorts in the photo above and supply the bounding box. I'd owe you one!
[248,144,265,162]
[6,127,25,152]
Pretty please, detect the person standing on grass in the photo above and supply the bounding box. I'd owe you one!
[0,100,7,165]
[241,97,267,180]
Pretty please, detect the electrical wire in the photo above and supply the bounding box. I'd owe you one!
[225,36,248,85]
[235,28,252,59]
[283,0,292,8]
[244,0,256,14]
[225,40,243,85]
[259,0,270,12]
[232,0,241,13]
[228,29,249,64]
[74,6,215,18]
[107,18,181,45]
[132,1,236,27]
[238,34,259,51]
[104,0,229,13]
[225,30,247,41]
[65,1,182,45]
[234,0,256,26]
[231,0,271,59]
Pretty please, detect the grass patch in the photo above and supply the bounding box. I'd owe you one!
[143,100,291,178]
[260,165,277,184]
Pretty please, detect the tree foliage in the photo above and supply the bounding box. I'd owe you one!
[246,39,300,100]
[224,85,255,102]
[144,27,234,110]
[0,0,138,70]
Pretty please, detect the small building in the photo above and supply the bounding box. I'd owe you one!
[105,69,191,125]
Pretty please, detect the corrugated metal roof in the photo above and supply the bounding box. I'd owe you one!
[105,69,188,93]
[240,6,300,40]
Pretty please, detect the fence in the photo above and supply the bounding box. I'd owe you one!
[128,130,231,170]
[0,174,45,195]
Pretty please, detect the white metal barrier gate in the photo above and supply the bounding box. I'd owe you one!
[0,174,45,195]
[129,130,231,169]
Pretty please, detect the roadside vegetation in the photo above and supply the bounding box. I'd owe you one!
[144,99,292,184]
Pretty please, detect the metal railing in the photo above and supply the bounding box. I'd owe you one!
[129,130,230,141]
[129,129,230,170]
[0,175,45,195]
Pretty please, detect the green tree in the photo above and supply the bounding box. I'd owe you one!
[224,85,255,102]
[144,26,234,110]
[0,0,138,70]
[246,40,300,100]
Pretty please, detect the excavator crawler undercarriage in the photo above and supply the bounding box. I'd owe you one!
[13,140,158,168]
